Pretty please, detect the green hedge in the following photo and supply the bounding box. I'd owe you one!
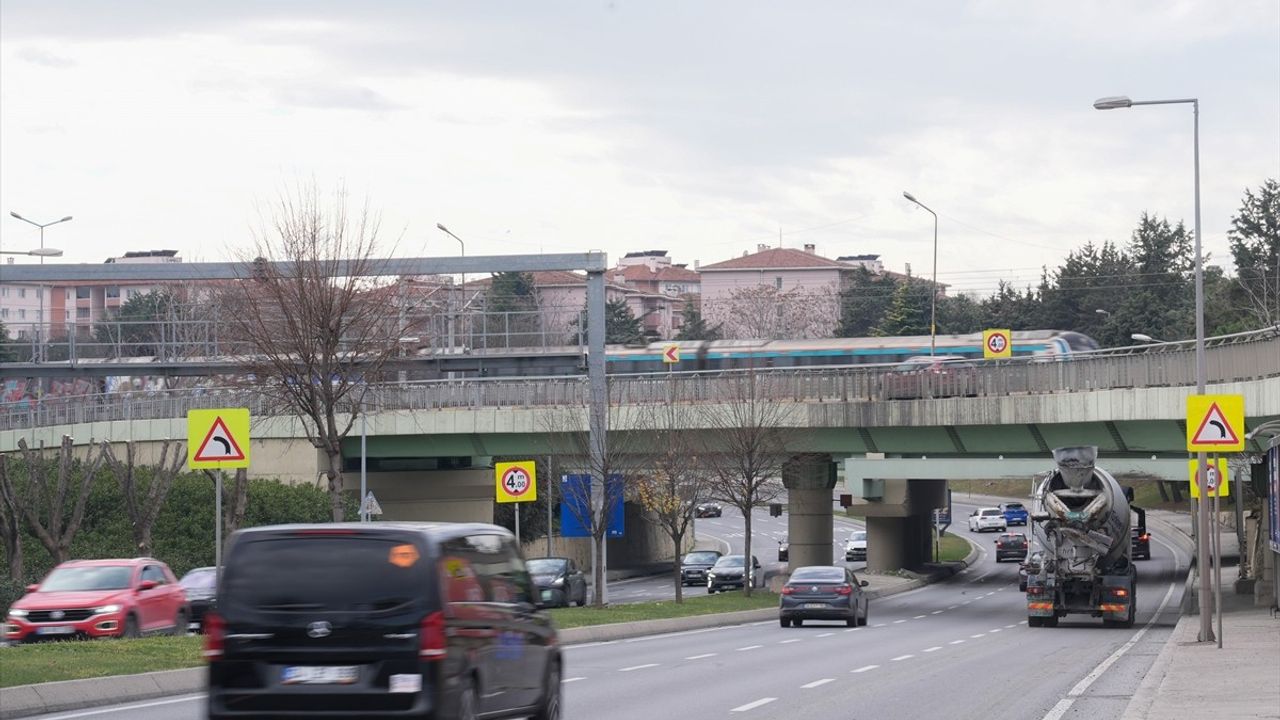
[1,469,355,613]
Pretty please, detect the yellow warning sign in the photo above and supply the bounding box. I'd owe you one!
[982,329,1012,359]
[495,461,537,503]
[187,408,251,469]
[1188,458,1231,498]
[1186,395,1245,452]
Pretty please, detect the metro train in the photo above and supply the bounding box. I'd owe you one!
[605,330,1100,374]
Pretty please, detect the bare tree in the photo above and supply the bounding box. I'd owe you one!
[101,440,185,556]
[539,405,646,606]
[0,456,24,581]
[703,285,839,340]
[2,437,106,564]
[218,183,404,520]
[700,371,791,596]
[633,399,715,603]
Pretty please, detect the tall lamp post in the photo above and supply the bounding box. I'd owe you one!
[903,191,939,356]
[1094,94,1212,642]
[9,213,73,264]
[436,223,466,348]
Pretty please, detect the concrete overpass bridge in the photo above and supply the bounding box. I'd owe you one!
[3,331,1278,573]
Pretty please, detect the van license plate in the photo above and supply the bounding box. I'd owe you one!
[36,626,74,635]
[281,666,359,685]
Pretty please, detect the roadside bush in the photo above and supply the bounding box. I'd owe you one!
[1,470,354,612]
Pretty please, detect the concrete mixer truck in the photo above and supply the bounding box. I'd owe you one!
[1025,446,1137,628]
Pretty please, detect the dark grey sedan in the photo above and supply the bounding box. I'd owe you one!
[680,550,723,586]
[779,565,869,628]
[528,556,588,607]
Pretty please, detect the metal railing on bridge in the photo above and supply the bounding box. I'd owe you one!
[3,331,1277,433]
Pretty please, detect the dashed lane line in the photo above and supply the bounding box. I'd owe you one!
[731,698,777,712]
[970,633,986,639]
[779,638,802,644]
[949,640,965,645]
[816,632,834,638]
[923,646,942,653]
[913,615,927,619]
[564,677,586,683]
[802,679,835,689]
[931,610,944,615]
[893,619,907,624]
[619,663,659,672]
[685,653,717,660]
[891,654,914,662]
[736,645,763,652]
[852,665,879,673]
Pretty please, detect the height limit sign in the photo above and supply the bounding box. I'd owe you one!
[495,461,537,503]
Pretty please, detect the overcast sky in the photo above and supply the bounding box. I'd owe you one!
[1,1,1277,296]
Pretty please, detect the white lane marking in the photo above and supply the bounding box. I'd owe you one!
[564,677,587,683]
[1018,620,1027,625]
[891,654,914,662]
[619,663,659,672]
[852,664,879,673]
[802,678,835,689]
[816,632,834,638]
[565,640,619,649]
[990,628,1003,633]
[1039,579,1178,720]
[970,633,986,638]
[931,610,944,615]
[947,605,959,610]
[923,646,942,653]
[913,615,927,619]
[685,653,717,660]
[949,639,965,645]
[779,638,802,644]
[32,695,205,720]
[893,619,907,624]
[737,644,763,651]
[1004,624,1018,629]
[873,623,887,627]
[732,698,777,712]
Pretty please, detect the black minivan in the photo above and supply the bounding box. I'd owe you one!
[205,522,561,720]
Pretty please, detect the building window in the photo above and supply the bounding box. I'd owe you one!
[66,289,73,300]
[76,307,89,319]
[774,277,783,289]
[106,286,120,299]
[76,287,91,299]
[0,308,7,319]
[64,310,70,321]
[0,287,7,297]
[36,287,43,299]
[18,309,25,320]
[17,288,25,298]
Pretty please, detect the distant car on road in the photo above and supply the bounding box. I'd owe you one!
[528,557,587,607]
[779,565,869,628]
[695,502,723,518]
[706,554,760,593]
[680,550,723,586]
[881,355,978,400]
[1000,502,1029,526]
[6,558,188,643]
[844,530,867,561]
[777,537,789,563]
[1131,528,1152,560]
[968,507,1008,533]
[179,566,217,632]
[994,533,1029,563]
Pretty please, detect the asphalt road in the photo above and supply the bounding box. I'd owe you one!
[31,500,1187,720]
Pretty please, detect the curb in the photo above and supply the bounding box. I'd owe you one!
[0,667,204,720]
[0,556,974,719]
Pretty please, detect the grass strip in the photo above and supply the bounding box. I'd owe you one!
[0,635,203,688]
[936,531,972,563]
[547,590,778,628]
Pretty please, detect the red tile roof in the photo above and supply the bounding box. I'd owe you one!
[611,264,701,283]
[699,247,851,271]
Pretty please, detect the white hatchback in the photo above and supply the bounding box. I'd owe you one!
[968,507,1008,533]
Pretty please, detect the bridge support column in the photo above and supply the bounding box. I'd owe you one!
[783,453,836,570]
[863,479,947,572]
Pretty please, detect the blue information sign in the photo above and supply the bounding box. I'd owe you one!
[560,474,624,539]
[1268,444,1280,554]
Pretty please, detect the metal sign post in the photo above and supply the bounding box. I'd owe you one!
[1212,453,1223,648]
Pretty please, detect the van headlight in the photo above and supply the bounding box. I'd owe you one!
[93,604,122,615]
[8,608,28,618]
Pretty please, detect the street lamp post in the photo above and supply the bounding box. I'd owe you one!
[9,213,73,264]
[1095,94,1212,643]
[902,191,939,356]
[436,223,466,349]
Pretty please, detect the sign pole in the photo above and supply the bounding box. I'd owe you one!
[360,410,368,522]
[546,457,553,558]
[213,470,223,575]
[1213,454,1223,648]
[515,503,521,548]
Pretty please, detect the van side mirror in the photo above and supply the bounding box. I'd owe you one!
[138,580,158,592]
[25,584,38,593]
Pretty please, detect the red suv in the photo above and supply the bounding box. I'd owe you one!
[5,558,188,643]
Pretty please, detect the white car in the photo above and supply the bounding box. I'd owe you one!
[844,530,867,561]
[968,507,1008,533]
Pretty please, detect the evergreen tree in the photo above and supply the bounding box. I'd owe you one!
[874,280,930,336]
[1110,214,1194,343]
[485,272,540,347]
[676,298,720,340]
[935,293,984,334]
[837,267,899,337]
[980,281,1042,330]
[569,298,645,345]
[0,321,14,363]
[1226,179,1280,326]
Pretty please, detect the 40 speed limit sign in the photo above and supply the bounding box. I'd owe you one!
[495,461,537,503]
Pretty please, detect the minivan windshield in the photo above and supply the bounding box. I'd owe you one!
[224,536,427,613]
[41,566,132,592]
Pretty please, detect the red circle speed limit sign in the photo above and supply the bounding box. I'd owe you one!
[983,329,1012,358]
[495,461,537,503]
[987,333,1007,353]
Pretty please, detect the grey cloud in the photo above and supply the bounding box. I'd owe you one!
[269,82,406,112]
